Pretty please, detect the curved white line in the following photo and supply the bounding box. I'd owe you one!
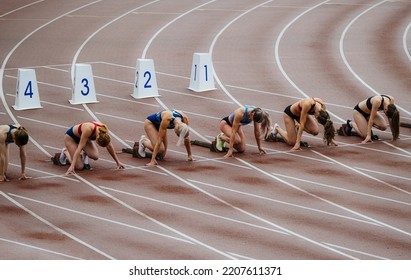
[210,0,274,107]
[0,0,121,259]
[340,0,411,116]
[71,0,161,82]
[142,0,217,59]
[403,22,411,62]
[0,0,45,18]
[0,0,102,156]
[273,1,346,122]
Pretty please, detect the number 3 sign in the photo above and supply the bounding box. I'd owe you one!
[70,63,98,105]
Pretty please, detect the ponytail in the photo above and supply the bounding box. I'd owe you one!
[176,122,189,146]
[97,124,111,147]
[387,104,400,140]
[317,109,336,145]
[252,108,271,139]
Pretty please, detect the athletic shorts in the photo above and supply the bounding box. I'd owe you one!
[66,127,80,144]
[221,116,232,127]
[284,105,299,120]
[354,104,370,119]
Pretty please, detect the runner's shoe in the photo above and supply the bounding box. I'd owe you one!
[138,135,146,158]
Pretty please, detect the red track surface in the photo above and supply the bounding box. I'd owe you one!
[1,0,411,260]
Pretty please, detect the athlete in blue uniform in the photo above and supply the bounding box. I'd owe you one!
[0,124,30,181]
[217,106,271,158]
[139,110,193,166]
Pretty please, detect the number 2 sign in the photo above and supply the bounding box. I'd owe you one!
[132,58,159,99]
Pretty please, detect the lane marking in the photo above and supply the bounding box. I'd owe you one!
[0,0,45,18]
[238,156,411,239]
[100,185,288,235]
[158,165,357,259]
[339,0,411,116]
[188,179,381,226]
[71,173,236,259]
[403,22,411,62]
[270,172,411,206]
[324,242,389,260]
[0,237,81,260]
[0,191,115,259]
[210,0,275,107]
[8,193,193,244]
[312,150,411,196]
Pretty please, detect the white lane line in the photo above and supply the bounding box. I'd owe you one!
[70,0,161,82]
[0,237,81,260]
[237,156,411,240]
[324,242,389,260]
[100,185,288,236]
[270,172,411,207]
[339,0,411,116]
[141,0,217,59]
[273,0,347,122]
[9,163,80,183]
[158,165,357,259]
[210,0,275,108]
[0,0,45,18]
[312,150,411,196]
[383,141,411,156]
[355,167,411,183]
[0,0,104,159]
[0,191,114,259]
[311,151,411,237]
[225,84,360,110]
[8,193,193,244]
[188,178,381,226]
[403,22,411,62]
[71,174,236,259]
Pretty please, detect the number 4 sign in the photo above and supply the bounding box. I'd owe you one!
[131,58,159,99]
[70,63,98,105]
[13,68,42,110]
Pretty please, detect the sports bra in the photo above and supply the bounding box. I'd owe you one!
[6,125,17,144]
[297,98,317,115]
[228,106,254,126]
[78,122,103,140]
[366,95,391,111]
[149,110,185,129]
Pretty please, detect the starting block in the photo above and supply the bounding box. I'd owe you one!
[70,63,98,105]
[400,122,411,128]
[264,135,309,147]
[190,140,226,153]
[188,53,216,92]
[132,58,160,99]
[122,142,163,160]
[13,68,42,110]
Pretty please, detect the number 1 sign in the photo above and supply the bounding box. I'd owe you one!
[70,63,98,105]
[132,58,159,99]
[13,68,42,110]
[188,53,216,92]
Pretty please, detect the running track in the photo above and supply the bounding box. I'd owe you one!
[1,0,410,260]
